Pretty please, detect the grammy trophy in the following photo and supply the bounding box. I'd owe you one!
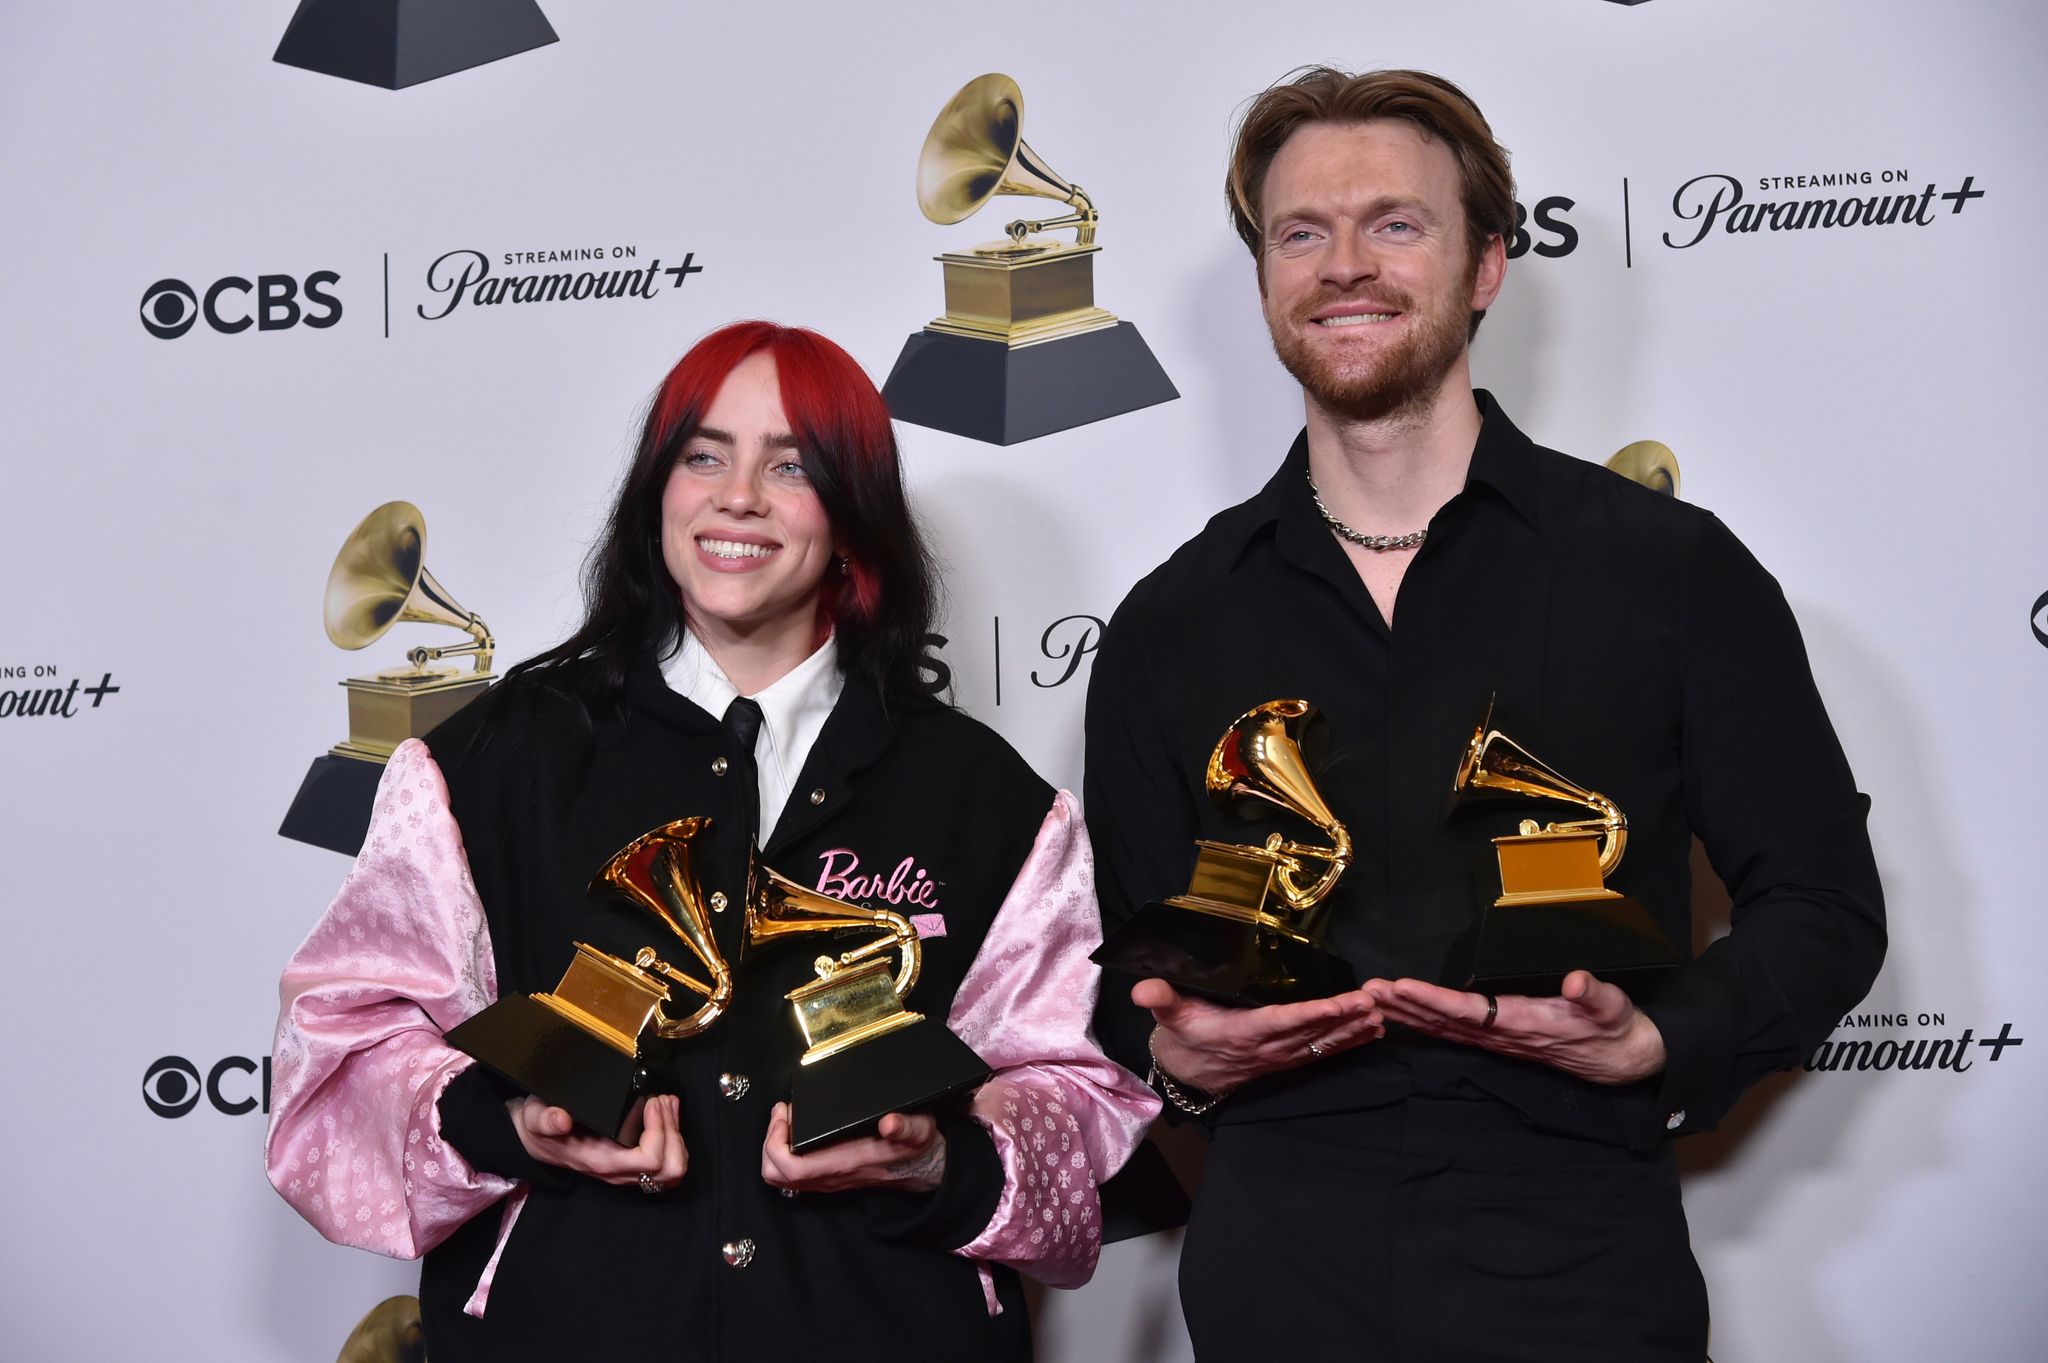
[1093,699,1357,1005]
[1449,701,1682,997]
[444,818,736,1142]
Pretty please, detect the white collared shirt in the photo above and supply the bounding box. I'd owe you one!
[661,631,845,845]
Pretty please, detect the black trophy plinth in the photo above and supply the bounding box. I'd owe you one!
[788,1020,991,1153]
[1457,881,1682,1001]
[1093,900,1356,1007]
[881,323,1178,446]
[274,0,559,90]
[444,996,661,1144]
[278,754,384,856]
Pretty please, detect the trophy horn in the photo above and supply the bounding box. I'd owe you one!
[1606,440,1681,497]
[915,72,1097,248]
[590,817,734,1038]
[1204,700,1352,912]
[323,501,493,674]
[743,855,920,999]
[1453,703,1629,877]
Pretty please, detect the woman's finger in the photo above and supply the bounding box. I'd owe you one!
[760,1102,796,1185]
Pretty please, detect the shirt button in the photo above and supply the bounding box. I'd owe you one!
[722,1238,756,1269]
[711,756,729,776]
[709,891,729,913]
[1665,1110,1687,1131]
[718,1072,750,1101]
[808,788,826,805]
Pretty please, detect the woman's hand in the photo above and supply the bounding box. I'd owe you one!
[507,1093,688,1191]
[759,1102,947,1194]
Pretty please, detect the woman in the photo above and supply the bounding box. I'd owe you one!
[266,322,1159,1362]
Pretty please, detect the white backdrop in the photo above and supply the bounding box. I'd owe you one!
[2,2,2043,1359]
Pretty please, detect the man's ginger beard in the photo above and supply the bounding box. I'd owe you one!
[1264,258,1479,424]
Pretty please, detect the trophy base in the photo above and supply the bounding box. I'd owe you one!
[273,0,559,90]
[1457,891,1682,1000]
[881,322,1178,446]
[1092,899,1357,1006]
[278,752,385,855]
[337,671,493,762]
[788,1018,991,1154]
[930,244,1117,346]
[444,995,660,1144]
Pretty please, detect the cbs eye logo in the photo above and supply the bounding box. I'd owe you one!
[2032,590,2048,649]
[142,1055,272,1117]
[139,272,342,339]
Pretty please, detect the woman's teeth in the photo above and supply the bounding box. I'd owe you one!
[700,538,775,559]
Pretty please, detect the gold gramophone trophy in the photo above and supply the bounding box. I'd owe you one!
[1093,700,1357,1005]
[880,72,1177,445]
[444,819,735,1142]
[279,501,496,854]
[1450,702,1681,997]
[743,856,990,1152]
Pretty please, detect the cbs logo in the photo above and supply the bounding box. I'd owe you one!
[1507,196,1578,260]
[142,1055,272,1118]
[139,272,342,339]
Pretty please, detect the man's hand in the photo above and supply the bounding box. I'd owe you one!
[1362,970,1666,1085]
[507,1093,688,1189]
[1136,978,1385,1099]
[760,1102,948,1195]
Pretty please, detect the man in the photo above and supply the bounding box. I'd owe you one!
[1085,68,1884,1360]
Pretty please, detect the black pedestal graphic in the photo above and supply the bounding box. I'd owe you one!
[882,323,1178,446]
[278,754,384,856]
[274,0,558,90]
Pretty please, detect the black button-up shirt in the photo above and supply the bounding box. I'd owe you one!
[1085,393,1884,1150]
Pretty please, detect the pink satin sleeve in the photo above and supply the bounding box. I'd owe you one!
[945,790,1162,1306]
[265,738,522,1273]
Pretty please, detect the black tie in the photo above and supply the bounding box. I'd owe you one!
[722,697,765,846]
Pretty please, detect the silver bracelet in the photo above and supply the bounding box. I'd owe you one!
[1147,1028,1221,1116]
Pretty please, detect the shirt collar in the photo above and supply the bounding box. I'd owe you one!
[1233,388,1544,566]
[661,629,845,752]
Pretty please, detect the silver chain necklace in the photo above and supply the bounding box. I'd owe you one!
[1306,473,1428,552]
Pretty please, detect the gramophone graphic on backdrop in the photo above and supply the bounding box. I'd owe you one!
[882,73,1179,446]
[277,501,495,855]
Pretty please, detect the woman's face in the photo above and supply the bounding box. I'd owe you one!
[659,351,837,649]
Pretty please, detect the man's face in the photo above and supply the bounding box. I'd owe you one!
[1257,119,1503,422]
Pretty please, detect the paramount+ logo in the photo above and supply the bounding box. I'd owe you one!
[1804,1010,2023,1076]
[139,272,342,339]
[143,1054,272,1118]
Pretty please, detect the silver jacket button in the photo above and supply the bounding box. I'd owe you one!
[709,891,729,913]
[722,1238,756,1268]
[718,1072,750,1101]
[808,787,826,805]
[1665,1109,1687,1131]
[711,756,729,775]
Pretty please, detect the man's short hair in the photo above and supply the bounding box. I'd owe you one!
[1227,67,1517,331]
